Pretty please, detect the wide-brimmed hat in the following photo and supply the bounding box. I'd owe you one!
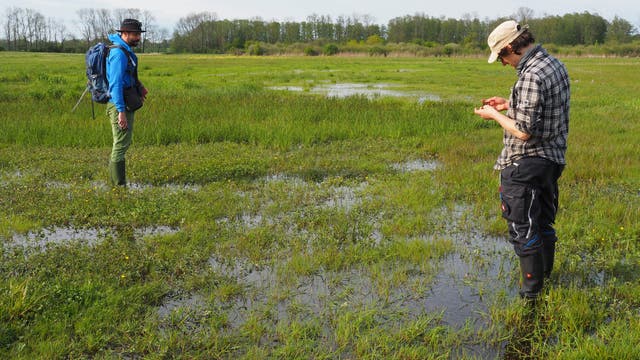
[487,20,528,63]
[117,19,146,33]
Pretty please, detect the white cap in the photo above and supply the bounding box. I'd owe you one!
[487,20,529,63]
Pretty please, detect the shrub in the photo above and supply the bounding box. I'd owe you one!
[368,46,388,57]
[324,44,339,56]
[246,42,265,56]
[443,43,461,56]
[366,35,384,45]
[304,46,319,56]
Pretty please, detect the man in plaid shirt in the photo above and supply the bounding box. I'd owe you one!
[475,20,570,303]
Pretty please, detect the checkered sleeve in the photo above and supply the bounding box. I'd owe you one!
[511,72,543,136]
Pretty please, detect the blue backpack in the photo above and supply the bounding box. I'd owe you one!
[86,42,116,104]
[73,42,126,118]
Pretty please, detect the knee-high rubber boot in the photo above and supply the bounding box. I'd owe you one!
[519,253,544,301]
[542,240,556,279]
[110,160,126,186]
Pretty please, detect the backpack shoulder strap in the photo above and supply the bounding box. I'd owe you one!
[109,45,136,65]
[108,44,139,83]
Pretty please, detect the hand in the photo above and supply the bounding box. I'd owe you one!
[141,86,148,101]
[118,112,128,130]
[474,105,500,120]
[481,97,509,111]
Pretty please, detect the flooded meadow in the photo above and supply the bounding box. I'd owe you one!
[1,53,638,358]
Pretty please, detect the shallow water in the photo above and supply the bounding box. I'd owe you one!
[322,182,368,211]
[7,225,180,251]
[421,232,515,323]
[212,180,513,333]
[268,83,441,102]
[152,171,515,356]
[391,159,439,172]
[126,182,202,192]
[157,229,512,358]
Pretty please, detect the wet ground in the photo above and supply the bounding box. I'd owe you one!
[155,160,516,357]
[3,159,517,357]
[6,225,180,251]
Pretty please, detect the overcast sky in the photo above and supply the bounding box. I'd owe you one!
[4,0,639,33]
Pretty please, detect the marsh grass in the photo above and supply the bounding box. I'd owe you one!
[1,53,639,358]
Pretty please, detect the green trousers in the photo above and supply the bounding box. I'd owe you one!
[107,103,135,163]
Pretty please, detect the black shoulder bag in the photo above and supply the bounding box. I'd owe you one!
[122,51,144,112]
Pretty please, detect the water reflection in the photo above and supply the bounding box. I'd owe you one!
[268,83,441,102]
[391,159,440,172]
[7,225,180,251]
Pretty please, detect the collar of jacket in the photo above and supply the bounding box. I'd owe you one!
[108,33,134,54]
[517,44,544,76]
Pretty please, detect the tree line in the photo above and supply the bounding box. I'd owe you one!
[1,6,638,54]
[171,12,385,53]
[1,7,169,53]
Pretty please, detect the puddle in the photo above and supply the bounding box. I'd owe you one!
[45,181,72,189]
[209,257,278,289]
[7,225,180,251]
[268,86,304,92]
[9,227,107,249]
[128,183,201,192]
[391,159,439,172]
[157,226,513,359]
[418,232,515,326]
[221,176,369,229]
[216,213,268,230]
[156,190,512,358]
[314,83,406,99]
[1,176,201,193]
[162,256,279,324]
[139,226,180,237]
[157,292,206,320]
[207,257,281,328]
[261,173,309,188]
[268,83,441,102]
[322,182,368,211]
[417,94,443,103]
[165,230,513,324]
[0,170,23,180]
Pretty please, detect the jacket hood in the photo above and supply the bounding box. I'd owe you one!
[108,33,133,52]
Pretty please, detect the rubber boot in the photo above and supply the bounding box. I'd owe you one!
[542,240,556,279]
[109,160,126,186]
[519,253,544,302]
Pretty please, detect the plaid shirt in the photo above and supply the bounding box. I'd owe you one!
[495,45,570,170]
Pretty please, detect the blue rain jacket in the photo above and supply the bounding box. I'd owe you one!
[107,33,138,113]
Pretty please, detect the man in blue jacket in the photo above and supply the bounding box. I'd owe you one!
[107,19,147,186]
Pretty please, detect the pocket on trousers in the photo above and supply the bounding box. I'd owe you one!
[500,184,529,223]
